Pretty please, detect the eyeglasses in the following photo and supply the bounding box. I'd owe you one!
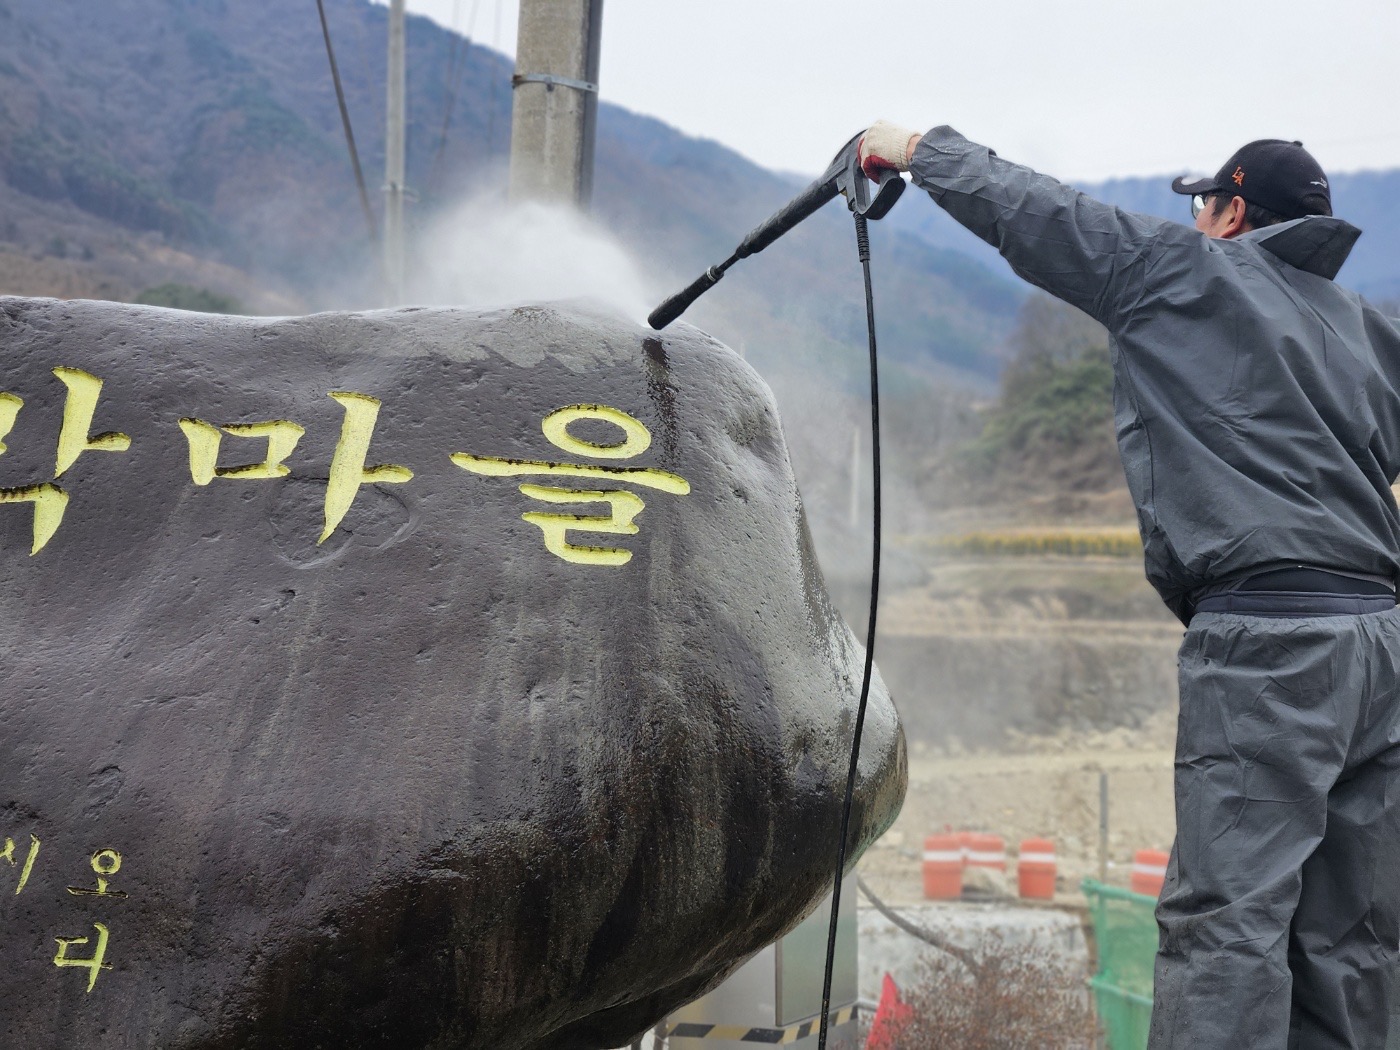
[1190,192,1227,220]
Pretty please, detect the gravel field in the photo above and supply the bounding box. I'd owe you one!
[860,712,1178,906]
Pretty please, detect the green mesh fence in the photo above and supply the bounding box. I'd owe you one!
[1083,879,1158,1050]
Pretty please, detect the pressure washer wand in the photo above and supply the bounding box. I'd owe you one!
[647,132,905,330]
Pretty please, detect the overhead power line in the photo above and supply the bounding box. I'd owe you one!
[316,0,379,242]
[427,0,481,198]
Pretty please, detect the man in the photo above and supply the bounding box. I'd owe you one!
[859,122,1400,1049]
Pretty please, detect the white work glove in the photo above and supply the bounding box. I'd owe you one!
[859,120,921,179]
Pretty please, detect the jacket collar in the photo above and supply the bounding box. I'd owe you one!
[1241,216,1362,281]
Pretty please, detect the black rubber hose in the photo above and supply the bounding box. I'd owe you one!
[817,211,882,1050]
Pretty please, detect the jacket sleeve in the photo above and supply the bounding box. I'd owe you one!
[907,127,1170,329]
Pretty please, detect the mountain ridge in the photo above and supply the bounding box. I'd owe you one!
[0,0,1024,393]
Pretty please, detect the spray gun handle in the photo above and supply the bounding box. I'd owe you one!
[849,164,906,220]
[733,132,869,259]
[834,132,906,221]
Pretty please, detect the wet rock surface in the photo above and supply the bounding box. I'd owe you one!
[0,297,905,1049]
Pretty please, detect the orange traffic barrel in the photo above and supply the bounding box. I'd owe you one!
[923,834,963,900]
[965,833,1006,874]
[1131,848,1170,897]
[1017,837,1057,899]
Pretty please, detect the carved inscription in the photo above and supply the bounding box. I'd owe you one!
[0,371,688,565]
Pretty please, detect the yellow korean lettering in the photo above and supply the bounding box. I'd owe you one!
[178,419,220,484]
[518,485,645,566]
[450,454,689,495]
[320,391,413,544]
[451,404,690,567]
[67,848,127,898]
[53,923,111,993]
[179,418,306,485]
[0,392,22,454]
[1,833,40,894]
[451,404,688,494]
[52,367,131,477]
[0,483,69,555]
[541,404,652,459]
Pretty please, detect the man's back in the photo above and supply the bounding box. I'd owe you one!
[1108,219,1400,619]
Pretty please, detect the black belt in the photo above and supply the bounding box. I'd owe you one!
[1193,592,1396,616]
[1193,567,1397,618]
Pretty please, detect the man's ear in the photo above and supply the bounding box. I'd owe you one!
[1221,195,1250,238]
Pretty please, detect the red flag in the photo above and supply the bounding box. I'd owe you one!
[864,972,914,1049]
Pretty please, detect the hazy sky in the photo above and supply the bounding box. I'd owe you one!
[388,0,1400,182]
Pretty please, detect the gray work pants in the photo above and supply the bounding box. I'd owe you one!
[1148,609,1400,1050]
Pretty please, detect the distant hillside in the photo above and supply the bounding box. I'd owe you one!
[0,0,1024,394]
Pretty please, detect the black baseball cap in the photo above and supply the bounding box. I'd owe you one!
[1171,139,1332,220]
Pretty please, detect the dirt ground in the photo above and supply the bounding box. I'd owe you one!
[859,710,1178,905]
[847,529,1185,907]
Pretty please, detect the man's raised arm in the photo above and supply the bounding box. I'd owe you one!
[861,122,1174,328]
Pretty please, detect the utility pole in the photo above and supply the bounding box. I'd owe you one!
[384,0,407,304]
[508,0,604,207]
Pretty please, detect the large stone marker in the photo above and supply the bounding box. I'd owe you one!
[0,297,905,1049]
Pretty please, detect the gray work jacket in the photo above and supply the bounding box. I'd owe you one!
[909,126,1400,624]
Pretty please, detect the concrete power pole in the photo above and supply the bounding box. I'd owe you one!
[508,0,604,207]
[384,0,407,304]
